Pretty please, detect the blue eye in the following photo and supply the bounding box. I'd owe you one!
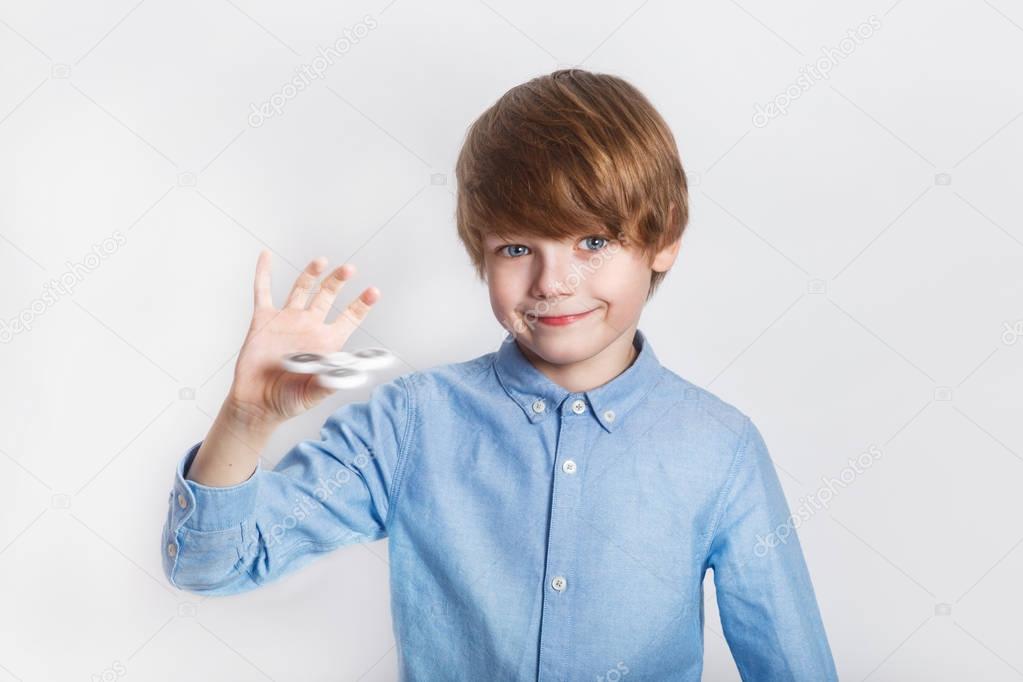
[500,244,530,258]
[581,236,610,251]
[496,236,612,258]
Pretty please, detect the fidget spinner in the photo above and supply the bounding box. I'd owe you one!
[280,347,396,389]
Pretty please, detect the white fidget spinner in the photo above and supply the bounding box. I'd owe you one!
[280,348,396,389]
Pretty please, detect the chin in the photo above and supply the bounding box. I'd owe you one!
[527,330,604,362]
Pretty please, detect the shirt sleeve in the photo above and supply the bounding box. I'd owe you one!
[704,416,838,681]
[161,374,414,596]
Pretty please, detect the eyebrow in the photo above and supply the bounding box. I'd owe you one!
[486,229,614,244]
[484,234,530,246]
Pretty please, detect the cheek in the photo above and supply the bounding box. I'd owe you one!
[485,266,524,307]
[588,253,649,297]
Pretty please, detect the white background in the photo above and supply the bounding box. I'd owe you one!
[2,0,1022,680]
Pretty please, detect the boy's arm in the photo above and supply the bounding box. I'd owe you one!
[161,375,413,596]
[704,417,838,681]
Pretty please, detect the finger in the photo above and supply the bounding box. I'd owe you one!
[284,257,328,309]
[253,249,273,310]
[330,286,381,336]
[308,263,356,318]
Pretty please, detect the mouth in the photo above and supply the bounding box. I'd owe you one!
[535,307,598,326]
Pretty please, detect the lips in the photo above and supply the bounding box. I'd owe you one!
[535,307,597,326]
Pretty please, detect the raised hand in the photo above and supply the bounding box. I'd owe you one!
[226,249,381,428]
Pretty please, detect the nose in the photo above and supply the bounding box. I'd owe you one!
[530,248,574,302]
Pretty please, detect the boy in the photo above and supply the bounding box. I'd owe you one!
[162,68,838,680]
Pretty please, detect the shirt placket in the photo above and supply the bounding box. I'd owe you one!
[536,393,588,681]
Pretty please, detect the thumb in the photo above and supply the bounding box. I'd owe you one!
[300,373,336,410]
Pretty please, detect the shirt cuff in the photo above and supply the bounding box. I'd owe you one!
[171,440,262,532]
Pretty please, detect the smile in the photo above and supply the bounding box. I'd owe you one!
[536,308,597,326]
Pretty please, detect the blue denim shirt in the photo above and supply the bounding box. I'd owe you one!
[162,328,837,681]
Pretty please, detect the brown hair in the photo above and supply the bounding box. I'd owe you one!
[455,68,688,300]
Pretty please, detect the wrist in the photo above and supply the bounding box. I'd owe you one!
[221,396,281,437]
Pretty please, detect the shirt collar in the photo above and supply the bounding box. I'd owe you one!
[492,327,664,433]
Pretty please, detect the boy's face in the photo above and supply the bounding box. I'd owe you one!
[482,230,681,369]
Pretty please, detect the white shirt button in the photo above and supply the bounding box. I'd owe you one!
[177,493,187,509]
[532,398,546,413]
[562,459,577,474]
[571,399,586,414]
[551,576,567,591]
[167,542,177,558]
[603,410,616,422]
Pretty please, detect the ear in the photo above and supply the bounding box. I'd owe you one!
[651,236,681,273]
[651,204,683,273]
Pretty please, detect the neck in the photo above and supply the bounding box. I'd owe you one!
[519,325,639,393]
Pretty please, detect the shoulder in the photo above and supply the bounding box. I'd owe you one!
[655,366,753,452]
[396,349,496,403]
